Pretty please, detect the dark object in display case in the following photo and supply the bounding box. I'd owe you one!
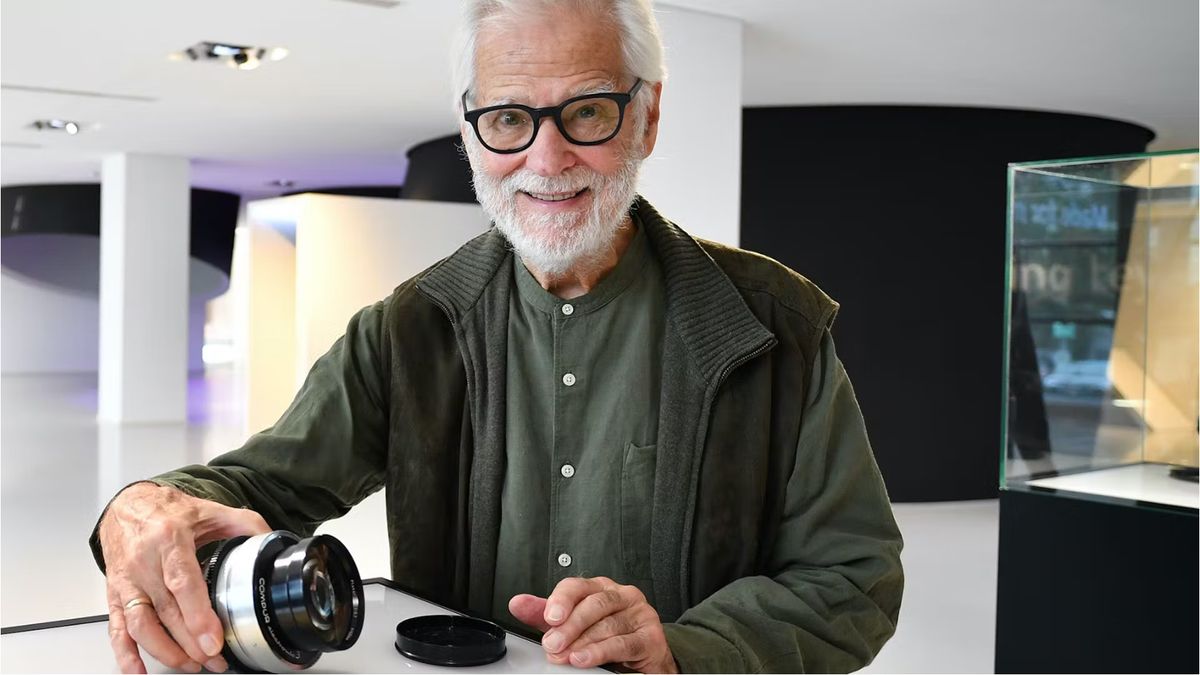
[1169,466,1199,483]
[395,615,507,667]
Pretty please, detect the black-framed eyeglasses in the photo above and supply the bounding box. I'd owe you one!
[462,79,643,154]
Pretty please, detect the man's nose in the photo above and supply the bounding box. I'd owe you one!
[523,118,577,176]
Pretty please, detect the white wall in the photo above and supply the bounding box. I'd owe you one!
[293,196,489,375]
[0,270,100,374]
[238,195,491,432]
[0,269,207,375]
[639,5,743,246]
[230,218,298,435]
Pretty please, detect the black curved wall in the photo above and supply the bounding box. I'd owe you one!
[1,184,241,278]
[403,134,477,203]
[740,106,1153,502]
[288,132,474,203]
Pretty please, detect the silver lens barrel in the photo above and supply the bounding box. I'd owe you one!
[212,532,315,672]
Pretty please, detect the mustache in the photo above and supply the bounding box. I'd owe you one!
[500,168,597,195]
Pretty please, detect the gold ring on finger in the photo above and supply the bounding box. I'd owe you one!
[123,597,154,611]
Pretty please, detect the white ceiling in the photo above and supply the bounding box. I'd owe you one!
[2,0,1197,198]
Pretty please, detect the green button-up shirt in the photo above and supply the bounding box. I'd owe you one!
[490,219,870,646]
[494,220,666,626]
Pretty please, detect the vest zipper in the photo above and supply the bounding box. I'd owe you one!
[416,285,457,326]
[713,337,778,393]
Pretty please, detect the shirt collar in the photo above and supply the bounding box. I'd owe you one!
[511,213,651,316]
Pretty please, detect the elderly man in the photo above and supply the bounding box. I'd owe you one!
[91,0,903,672]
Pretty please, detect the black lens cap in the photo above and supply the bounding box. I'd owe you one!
[395,615,507,667]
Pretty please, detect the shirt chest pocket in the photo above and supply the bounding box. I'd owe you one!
[620,442,657,589]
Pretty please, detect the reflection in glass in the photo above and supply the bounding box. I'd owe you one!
[1003,150,1199,509]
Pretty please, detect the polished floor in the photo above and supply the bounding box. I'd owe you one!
[0,369,998,673]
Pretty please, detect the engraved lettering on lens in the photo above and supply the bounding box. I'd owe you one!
[267,624,302,661]
[258,577,271,624]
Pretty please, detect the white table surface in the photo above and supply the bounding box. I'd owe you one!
[0,580,603,674]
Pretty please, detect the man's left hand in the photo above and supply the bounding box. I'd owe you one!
[509,577,677,673]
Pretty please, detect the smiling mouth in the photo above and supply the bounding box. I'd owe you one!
[521,188,588,202]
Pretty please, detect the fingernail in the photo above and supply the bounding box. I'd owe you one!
[205,656,228,673]
[571,650,589,665]
[200,634,220,657]
[546,605,564,623]
[542,630,563,652]
[182,661,202,673]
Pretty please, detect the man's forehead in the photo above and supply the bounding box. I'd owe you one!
[472,12,624,103]
[475,70,618,105]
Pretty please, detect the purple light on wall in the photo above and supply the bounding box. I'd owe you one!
[187,371,214,424]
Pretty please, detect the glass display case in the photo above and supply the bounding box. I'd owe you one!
[1002,149,1199,511]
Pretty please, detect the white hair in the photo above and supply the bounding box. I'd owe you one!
[451,0,667,111]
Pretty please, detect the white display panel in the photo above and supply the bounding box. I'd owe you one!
[1024,462,1199,510]
[0,581,600,674]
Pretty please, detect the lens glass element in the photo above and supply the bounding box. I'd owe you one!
[273,534,364,653]
[304,558,335,630]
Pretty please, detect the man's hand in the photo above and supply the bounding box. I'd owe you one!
[509,577,677,673]
[98,482,271,674]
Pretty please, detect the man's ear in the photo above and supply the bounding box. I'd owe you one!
[640,81,664,158]
[459,121,477,161]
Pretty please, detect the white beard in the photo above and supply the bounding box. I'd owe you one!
[463,135,642,276]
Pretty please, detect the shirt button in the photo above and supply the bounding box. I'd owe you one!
[557,553,572,567]
[560,463,575,478]
[562,373,576,387]
[561,303,574,316]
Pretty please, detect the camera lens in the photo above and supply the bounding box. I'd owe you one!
[203,531,365,673]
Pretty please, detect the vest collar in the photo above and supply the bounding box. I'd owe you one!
[417,196,775,385]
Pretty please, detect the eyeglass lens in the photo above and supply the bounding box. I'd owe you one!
[477,97,623,151]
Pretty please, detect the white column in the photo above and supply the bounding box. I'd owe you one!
[98,154,191,423]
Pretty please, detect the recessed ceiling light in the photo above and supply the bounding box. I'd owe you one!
[31,119,82,135]
[176,41,288,71]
